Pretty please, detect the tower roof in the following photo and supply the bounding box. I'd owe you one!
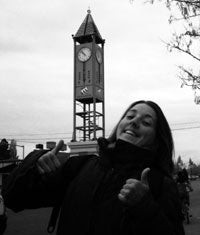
[74,9,104,44]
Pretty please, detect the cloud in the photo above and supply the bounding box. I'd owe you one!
[0,39,31,53]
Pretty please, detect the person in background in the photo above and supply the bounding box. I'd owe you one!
[0,139,10,160]
[2,100,185,235]
[176,168,193,207]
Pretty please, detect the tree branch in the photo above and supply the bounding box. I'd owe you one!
[173,45,200,61]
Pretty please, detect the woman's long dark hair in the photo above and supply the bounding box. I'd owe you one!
[107,100,174,176]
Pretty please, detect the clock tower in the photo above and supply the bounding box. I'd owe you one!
[72,9,105,142]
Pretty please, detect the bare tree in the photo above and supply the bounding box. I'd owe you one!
[131,0,200,104]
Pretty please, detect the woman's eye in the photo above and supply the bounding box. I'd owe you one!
[126,115,134,120]
[143,120,151,126]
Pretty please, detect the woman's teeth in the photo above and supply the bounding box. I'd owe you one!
[125,130,135,136]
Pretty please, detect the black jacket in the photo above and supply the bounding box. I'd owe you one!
[2,139,185,235]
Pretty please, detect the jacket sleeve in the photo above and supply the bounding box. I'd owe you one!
[124,177,185,235]
[2,150,94,213]
[2,150,69,212]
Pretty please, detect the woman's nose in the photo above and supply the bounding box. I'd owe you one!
[129,116,139,128]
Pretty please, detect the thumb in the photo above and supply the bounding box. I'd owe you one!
[51,140,64,155]
[141,168,150,187]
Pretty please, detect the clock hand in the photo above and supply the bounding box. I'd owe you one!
[82,51,86,56]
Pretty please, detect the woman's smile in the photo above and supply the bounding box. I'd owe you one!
[124,130,137,137]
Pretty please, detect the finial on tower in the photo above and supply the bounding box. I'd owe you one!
[87,7,91,14]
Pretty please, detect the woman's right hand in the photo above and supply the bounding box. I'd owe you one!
[36,140,64,174]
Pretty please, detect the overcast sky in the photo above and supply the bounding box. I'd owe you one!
[0,0,200,164]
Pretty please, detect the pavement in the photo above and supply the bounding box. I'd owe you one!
[3,179,200,235]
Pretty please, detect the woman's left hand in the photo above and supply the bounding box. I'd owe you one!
[118,168,150,206]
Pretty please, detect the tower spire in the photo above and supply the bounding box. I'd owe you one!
[73,9,104,44]
[87,7,91,14]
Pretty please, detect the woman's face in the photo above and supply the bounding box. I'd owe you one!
[116,103,157,149]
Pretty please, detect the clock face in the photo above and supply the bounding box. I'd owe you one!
[96,49,102,64]
[78,47,91,62]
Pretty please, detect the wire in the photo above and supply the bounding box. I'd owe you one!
[172,126,200,131]
[16,137,70,141]
[1,122,200,144]
[0,132,73,137]
[170,121,200,126]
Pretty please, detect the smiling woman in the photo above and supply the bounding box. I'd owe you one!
[2,100,185,235]
[116,103,157,149]
[108,100,174,175]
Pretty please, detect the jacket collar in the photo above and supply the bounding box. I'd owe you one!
[98,137,155,171]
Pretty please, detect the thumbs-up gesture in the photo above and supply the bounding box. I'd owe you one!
[118,168,150,206]
[36,140,64,175]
